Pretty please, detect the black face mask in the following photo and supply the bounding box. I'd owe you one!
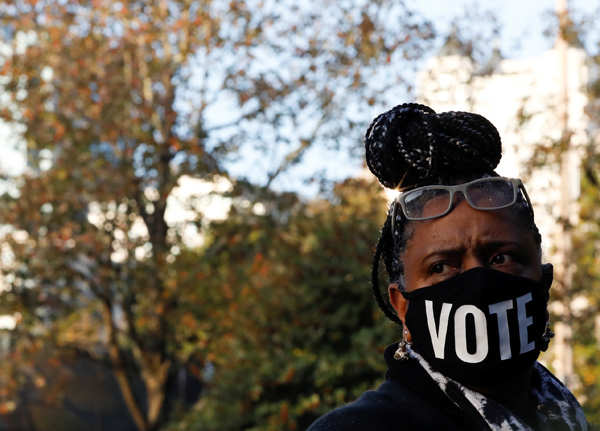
[401,266,553,387]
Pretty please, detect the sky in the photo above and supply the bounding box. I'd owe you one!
[231,0,599,196]
[410,0,554,58]
[410,0,597,57]
[0,0,597,197]
[274,0,598,196]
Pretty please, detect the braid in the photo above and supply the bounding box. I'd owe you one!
[539,264,554,351]
[435,111,501,172]
[371,213,402,325]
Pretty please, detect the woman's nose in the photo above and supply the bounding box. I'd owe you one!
[462,254,486,272]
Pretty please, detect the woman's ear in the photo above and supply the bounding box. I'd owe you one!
[388,283,408,324]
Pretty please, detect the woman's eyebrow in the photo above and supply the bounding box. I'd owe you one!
[421,246,464,261]
[477,240,522,251]
[420,240,522,261]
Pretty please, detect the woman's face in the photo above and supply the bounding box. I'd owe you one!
[389,198,542,326]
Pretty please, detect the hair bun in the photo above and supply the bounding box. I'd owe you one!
[364,103,502,189]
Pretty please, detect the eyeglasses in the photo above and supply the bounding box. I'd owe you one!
[391,177,533,228]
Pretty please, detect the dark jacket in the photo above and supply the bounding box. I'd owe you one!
[307,345,519,431]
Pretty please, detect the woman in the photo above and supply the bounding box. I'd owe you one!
[307,103,589,430]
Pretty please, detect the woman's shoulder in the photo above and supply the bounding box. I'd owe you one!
[306,381,409,431]
[306,375,466,431]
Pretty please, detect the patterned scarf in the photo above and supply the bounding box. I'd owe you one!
[407,346,589,430]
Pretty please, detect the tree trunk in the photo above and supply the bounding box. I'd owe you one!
[142,359,171,430]
[102,301,149,431]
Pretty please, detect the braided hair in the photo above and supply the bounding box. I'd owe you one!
[365,103,542,326]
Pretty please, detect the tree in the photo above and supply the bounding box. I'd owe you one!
[572,160,600,425]
[0,1,433,429]
[169,177,396,431]
[565,6,600,423]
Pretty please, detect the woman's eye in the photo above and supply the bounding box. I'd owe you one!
[490,253,512,265]
[430,262,447,274]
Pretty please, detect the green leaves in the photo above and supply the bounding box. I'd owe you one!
[175,178,397,430]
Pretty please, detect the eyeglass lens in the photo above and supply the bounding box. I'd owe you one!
[404,188,451,219]
[465,179,514,209]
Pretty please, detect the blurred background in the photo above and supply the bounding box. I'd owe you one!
[0,0,599,430]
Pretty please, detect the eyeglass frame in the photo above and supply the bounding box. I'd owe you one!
[390,177,534,233]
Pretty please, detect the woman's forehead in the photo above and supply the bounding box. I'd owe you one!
[406,201,531,254]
